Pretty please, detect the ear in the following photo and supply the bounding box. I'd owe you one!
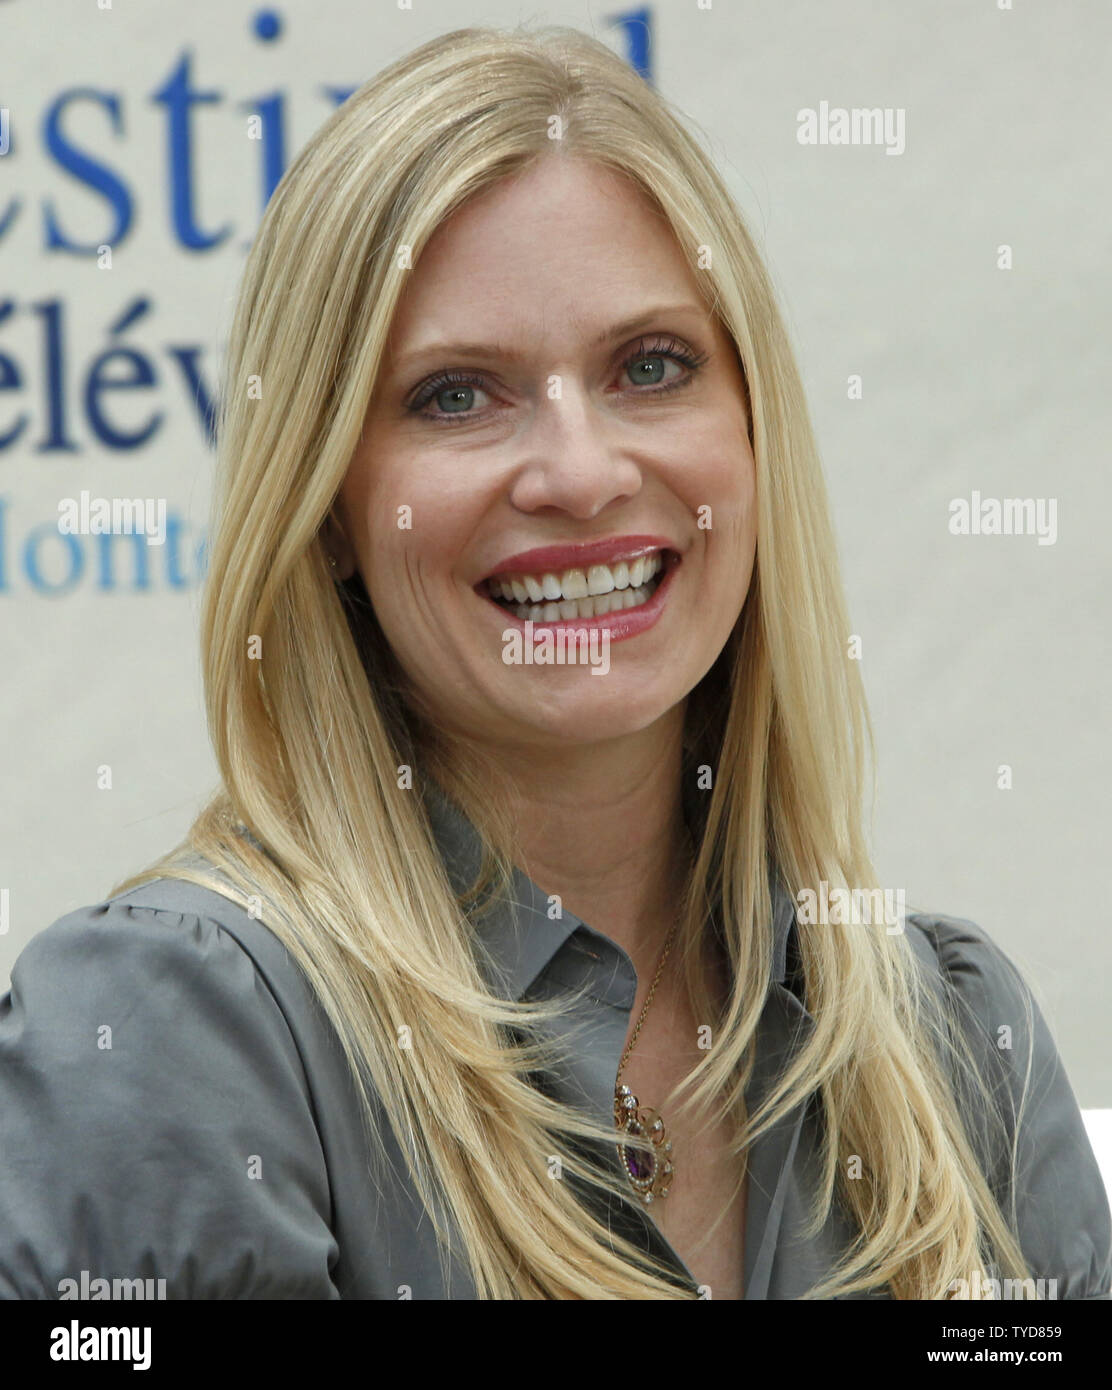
[320,508,357,581]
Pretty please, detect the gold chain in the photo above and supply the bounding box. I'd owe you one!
[615,826,693,1083]
[615,916,679,1084]
[612,843,690,1204]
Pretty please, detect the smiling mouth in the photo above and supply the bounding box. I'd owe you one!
[482,548,673,622]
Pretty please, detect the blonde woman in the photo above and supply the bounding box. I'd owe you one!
[1,25,1108,1302]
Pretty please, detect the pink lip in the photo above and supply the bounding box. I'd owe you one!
[479,550,681,644]
[478,534,676,582]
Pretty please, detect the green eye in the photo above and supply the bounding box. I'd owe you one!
[410,372,491,417]
[435,384,477,413]
[626,355,670,385]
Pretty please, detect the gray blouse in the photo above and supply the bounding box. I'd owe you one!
[1,785,1109,1299]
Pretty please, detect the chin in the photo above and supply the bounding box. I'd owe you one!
[507,684,683,747]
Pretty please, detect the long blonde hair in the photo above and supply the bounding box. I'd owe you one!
[114,24,1034,1298]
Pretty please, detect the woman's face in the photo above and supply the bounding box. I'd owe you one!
[333,153,756,751]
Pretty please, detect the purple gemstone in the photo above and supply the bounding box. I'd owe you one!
[626,1146,654,1181]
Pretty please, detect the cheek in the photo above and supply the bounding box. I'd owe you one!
[677,430,757,551]
[337,460,404,607]
[348,453,485,604]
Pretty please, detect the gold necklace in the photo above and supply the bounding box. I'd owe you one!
[613,916,679,1205]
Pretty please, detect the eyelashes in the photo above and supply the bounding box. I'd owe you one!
[405,334,710,425]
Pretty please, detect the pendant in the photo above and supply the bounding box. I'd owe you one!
[614,1082,674,1204]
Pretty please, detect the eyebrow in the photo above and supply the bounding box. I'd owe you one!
[390,303,709,373]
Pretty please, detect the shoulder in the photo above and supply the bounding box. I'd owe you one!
[904,909,1044,1055]
[906,908,1027,1001]
[7,876,325,1106]
[0,876,340,1298]
[903,909,1111,1300]
[14,875,290,1015]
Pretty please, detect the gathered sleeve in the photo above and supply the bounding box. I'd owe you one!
[912,911,1112,1301]
[0,900,339,1299]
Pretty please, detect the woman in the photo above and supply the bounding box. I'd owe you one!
[1,25,1108,1301]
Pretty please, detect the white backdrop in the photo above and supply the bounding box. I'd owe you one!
[1,0,1108,1106]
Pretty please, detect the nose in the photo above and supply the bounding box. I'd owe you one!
[506,383,643,521]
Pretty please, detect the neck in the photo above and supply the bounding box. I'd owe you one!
[466,703,691,975]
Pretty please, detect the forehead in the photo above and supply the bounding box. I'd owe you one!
[385,155,707,362]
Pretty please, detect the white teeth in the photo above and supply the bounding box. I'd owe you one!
[507,582,655,623]
[490,549,667,611]
[560,568,588,600]
[587,565,615,596]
